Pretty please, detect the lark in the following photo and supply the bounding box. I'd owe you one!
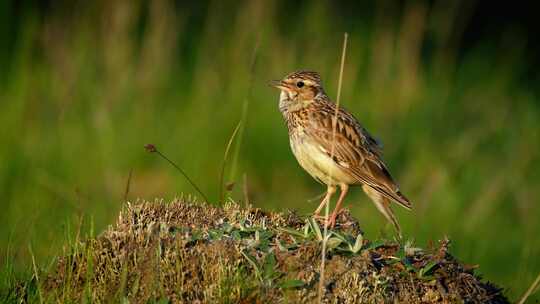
[271,70,411,237]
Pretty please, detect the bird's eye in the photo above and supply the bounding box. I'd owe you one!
[296,81,305,88]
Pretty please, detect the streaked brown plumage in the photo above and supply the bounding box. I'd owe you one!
[271,70,411,237]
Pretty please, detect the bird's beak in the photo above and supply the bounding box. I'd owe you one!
[269,80,290,91]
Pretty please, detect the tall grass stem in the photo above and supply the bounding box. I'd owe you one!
[219,121,242,204]
[29,244,44,303]
[518,271,540,304]
[229,37,261,182]
[318,32,348,303]
[123,168,133,202]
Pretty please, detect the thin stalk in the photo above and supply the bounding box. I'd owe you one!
[318,32,348,303]
[229,37,261,181]
[219,121,242,204]
[145,144,209,203]
[518,271,540,304]
[123,168,133,202]
[29,244,44,303]
[243,172,250,208]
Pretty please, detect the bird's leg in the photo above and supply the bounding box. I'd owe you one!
[326,184,349,228]
[313,185,336,217]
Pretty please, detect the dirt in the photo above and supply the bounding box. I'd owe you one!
[43,199,509,303]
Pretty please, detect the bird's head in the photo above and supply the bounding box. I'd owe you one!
[270,70,324,103]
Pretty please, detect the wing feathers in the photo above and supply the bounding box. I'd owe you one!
[308,102,412,210]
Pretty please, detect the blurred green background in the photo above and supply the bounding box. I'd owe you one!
[1,0,539,301]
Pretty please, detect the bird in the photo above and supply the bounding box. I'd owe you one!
[270,70,411,237]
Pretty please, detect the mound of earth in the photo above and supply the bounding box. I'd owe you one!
[43,199,508,303]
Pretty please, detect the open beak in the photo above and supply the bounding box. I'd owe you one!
[269,80,291,91]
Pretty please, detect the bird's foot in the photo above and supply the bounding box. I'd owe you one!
[325,213,338,228]
[312,214,336,229]
[312,214,327,220]
[313,209,349,228]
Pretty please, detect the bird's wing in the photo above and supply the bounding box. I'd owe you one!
[307,103,411,210]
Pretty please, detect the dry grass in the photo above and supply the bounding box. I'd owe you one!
[32,199,509,303]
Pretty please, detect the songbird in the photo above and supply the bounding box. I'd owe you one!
[271,70,411,237]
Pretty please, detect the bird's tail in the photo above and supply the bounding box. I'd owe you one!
[394,190,412,210]
[371,185,412,210]
[362,185,403,238]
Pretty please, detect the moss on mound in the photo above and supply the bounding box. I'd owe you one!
[44,199,508,303]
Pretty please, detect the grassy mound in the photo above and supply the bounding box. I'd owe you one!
[41,199,508,303]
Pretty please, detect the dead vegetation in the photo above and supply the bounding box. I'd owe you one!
[42,198,508,303]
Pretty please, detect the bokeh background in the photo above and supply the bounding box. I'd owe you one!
[1,0,539,300]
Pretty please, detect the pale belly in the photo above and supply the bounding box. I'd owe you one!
[290,135,357,186]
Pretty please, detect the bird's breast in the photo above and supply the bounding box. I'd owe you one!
[289,132,356,186]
